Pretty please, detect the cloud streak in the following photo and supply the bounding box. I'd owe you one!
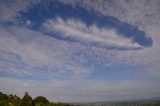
[43,17,142,50]
[0,77,160,102]
[0,25,91,78]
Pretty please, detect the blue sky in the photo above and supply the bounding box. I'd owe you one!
[0,0,160,102]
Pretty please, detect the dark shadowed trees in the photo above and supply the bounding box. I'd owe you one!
[20,92,33,106]
[34,96,49,106]
[0,92,77,106]
[0,92,9,106]
[8,94,21,106]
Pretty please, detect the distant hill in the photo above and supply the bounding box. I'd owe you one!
[75,101,160,106]
[73,97,160,106]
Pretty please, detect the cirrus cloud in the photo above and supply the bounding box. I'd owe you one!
[43,17,143,50]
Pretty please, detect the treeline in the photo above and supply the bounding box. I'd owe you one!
[0,92,77,106]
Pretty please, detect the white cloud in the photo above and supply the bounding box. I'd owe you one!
[60,0,160,29]
[0,25,91,77]
[43,17,142,50]
[1,1,159,78]
[0,77,160,102]
[59,0,160,77]
[26,20,31,25]
[0,0,40,22]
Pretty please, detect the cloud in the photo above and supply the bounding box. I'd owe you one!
[58,0,160,76]
[0,77,160,102]
[0,0,160,102]
[43,17,142,50]
[0,0,40,22]
[60,0,160,28]
[0,0,159,79]
[16,0,152,49]
[0,25,91,78]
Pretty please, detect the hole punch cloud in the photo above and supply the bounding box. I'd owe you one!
[19,1,152,50]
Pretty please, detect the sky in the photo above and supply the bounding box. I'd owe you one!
[0,0,160,103]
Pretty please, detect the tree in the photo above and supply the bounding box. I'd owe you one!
[8,94,21,106]
[0,92,9,106]
[34,96,49,106]
[20,92,33,106]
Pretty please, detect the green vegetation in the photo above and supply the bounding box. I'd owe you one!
[0,92,76,106]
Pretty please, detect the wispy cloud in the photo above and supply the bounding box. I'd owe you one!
[0,0,40,23]
[58,0,160,76]
[0,77,160,102]
[43,17,142,50]
[0,25,91,78]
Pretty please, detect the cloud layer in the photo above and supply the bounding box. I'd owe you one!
[0,25,92,78]
[1,77,160,102]
[0,0,160,102]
